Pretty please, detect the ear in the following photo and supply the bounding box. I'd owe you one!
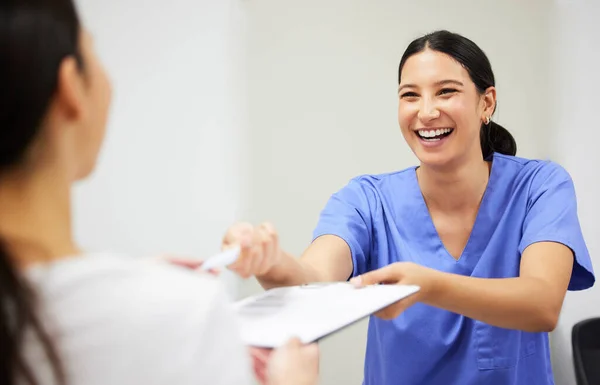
[481,86,497,121]
[48,56,86,129]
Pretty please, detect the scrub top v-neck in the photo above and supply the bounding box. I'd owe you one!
[313,153,594,385]
[404,157,500,273]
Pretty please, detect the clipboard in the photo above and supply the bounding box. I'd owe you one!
[232,282,419,348]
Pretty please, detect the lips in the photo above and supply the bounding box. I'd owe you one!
[415,128,454,141]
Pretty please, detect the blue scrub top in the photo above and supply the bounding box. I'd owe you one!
[313,153,595,385]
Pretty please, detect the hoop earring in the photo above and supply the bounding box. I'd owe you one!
[484,116,491,125]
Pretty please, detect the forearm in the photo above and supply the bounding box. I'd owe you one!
[427,273,562,332]
[256,251,324,290]
[256,235,353,290]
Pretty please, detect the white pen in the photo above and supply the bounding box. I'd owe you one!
[200,246,241,271]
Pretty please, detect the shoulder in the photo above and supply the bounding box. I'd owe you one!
[322,168,416,214]
[27,254,250,383]
[27,254,234,343]
[36,253,231,331]
[29,253,227,313]
[336,167,416,197]
[493,153,574,191]
[350,167,416,186]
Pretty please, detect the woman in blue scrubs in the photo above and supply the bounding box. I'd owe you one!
[223,30,595,385]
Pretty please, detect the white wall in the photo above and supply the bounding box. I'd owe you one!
[69,1,599,384]
[550,2,600,384]
[72,0,247,296]
[242,1,553,384]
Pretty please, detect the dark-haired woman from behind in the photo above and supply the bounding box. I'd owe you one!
[221,30,595,384]
[0,1,318,385]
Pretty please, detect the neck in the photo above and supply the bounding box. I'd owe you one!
[0,164,79,268]
[417,154,491,213]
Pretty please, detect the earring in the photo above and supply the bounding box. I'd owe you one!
[484,116,491,125]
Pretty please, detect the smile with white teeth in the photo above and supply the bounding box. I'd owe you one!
[416,128,454,141]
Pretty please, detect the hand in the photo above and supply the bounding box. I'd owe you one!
[221,222,283,278]
[266,338,319,385]
[350,262,441,320]
[249,347,272,385]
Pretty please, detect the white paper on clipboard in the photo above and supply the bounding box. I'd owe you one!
[232,282,419,348]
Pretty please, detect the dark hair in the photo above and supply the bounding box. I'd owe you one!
[1,0,83,384]
[398,30,517,159]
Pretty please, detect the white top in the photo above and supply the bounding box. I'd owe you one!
[23,253,253,385]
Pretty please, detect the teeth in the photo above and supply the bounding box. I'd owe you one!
[417,128,452,138]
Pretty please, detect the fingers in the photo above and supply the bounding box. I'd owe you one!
[267,338,320,385]
[201,267,222,276]
[373,303,405,320]
[250,347,273,363]
[225,221,280,278]
[261,222,279,249]
[257,222,278,275]
[222,222,254,247]
[155,255,222,276]
[248,226,268,274]
[284,337,319,359]
[250,347,272,385]
[302,342,320,361]
[157,255,203,269]
[223,222,254,277]
[373,293,419,320]
[284,337,303,348]
[227,225,255,277]
[231,247,253,278]
[232,229,264,278]
[350,264,400,287]
[253,361,267,385]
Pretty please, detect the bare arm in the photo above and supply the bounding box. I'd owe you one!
[257,235,354,290]
[357,242,574,332]
[430,242,573,331]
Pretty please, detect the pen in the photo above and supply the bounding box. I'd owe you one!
[199,246,241,271]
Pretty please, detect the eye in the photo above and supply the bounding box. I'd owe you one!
[400,91,419,99]
[438,88,458,96]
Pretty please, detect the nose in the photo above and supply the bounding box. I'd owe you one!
[417,98,440,122]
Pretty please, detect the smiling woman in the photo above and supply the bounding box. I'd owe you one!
[397,30,516,167]
[221,30,595,385]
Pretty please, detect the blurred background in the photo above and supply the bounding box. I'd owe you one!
[72,1,599,384]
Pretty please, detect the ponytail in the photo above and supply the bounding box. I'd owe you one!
[0,238,65,385]
[480,120,517,159]
[396,31,518,160]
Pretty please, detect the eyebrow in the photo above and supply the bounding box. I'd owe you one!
[398,79,464,93]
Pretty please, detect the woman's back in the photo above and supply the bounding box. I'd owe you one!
[23,254,252,385]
